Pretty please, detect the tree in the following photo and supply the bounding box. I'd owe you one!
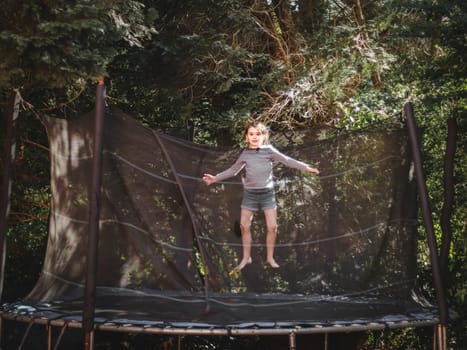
[0,0,155,109]
[341,0,467,348]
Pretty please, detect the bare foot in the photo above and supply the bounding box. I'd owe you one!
[234,257,252,271]
[267,258,280,268]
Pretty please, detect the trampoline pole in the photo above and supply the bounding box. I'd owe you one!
[83,76,106,350]
[404,102,448,339]
[0,91,21,303]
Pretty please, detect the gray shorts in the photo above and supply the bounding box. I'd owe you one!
[241,188,277,211]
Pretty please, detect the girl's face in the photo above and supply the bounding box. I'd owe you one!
[245,126,264,149]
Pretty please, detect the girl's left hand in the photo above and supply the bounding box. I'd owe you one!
[203,174,216,185]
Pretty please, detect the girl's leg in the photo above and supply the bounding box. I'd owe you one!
[264,208,279,268]
[235,208,254,271]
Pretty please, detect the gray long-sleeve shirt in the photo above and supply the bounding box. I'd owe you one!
[214,145,309,189]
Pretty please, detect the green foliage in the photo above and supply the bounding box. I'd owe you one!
[337,0,467,348]
[363,327,434,349]
[0,0,156,109]
[106,0,286,145]
[3,113,50,302]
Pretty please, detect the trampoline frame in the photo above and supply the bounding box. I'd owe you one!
[0,85,449,350]
[0,311,439,350]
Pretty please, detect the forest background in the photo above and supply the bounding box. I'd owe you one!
[0,0,465,349]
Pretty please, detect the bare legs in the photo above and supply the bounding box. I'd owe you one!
[234,207,279,271]
[264,208,279,268]
[234,208,253,271]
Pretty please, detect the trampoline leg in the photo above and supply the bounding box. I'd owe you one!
[48,325,52,350]
[53,323,68,350]
[177,335,181,350]
[435,324,447,350]
[19,319,35,350]
[324,333,328,350]
[84,329,95,350]
[289,331,296,350]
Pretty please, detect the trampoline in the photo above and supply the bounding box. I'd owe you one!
[0,89,445,349]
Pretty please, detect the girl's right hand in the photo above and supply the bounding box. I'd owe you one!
[306,167,320,175]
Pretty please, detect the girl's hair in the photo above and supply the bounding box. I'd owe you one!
[244,120,270,144]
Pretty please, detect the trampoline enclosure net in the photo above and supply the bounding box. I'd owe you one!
[19,107,434,326]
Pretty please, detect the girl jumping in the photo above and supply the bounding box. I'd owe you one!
[203,121,319,271]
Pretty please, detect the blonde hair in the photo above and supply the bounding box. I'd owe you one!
[244,120,270,144]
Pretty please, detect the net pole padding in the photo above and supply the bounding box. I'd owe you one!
[83,76,106,350]
[404,101,448,329]
[152,131,211,312]
[0,91,21,303]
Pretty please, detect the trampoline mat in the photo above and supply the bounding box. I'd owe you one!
[2,288,438,330]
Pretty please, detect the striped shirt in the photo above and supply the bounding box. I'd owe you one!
[215,145,309,190]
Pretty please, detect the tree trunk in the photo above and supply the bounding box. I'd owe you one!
[440,118,457,280]
[346,0,382,88]
[297,0,325,31]
[250,0,304,83]
[273,0,303,65]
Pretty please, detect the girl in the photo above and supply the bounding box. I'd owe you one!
[203,121,319,271]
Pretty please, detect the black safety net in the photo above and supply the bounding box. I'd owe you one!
[3,108,437,329]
